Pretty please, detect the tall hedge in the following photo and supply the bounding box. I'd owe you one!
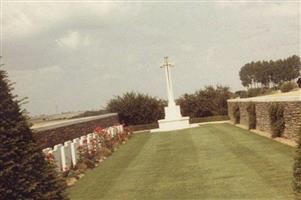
[107,92,165,125]
[0,69,68,200]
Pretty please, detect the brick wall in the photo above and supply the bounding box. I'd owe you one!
[228,97,301,141]
[33,113,119,149]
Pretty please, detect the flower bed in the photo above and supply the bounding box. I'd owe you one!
[43,124,133,186]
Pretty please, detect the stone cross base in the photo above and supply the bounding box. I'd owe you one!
[151,105,198,133]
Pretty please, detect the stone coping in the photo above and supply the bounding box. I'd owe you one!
[32,113,118,132]
[228,95,301,103]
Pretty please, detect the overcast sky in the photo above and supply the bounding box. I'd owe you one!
[1,1,300,116]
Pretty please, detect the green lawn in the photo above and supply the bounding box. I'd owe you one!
[68,123,295,200]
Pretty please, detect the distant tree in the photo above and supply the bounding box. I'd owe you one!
[0,68,68,199]
[107,92,165,125]
[286,55,301,81]
[239,63,253,88]
[239,55,301,88]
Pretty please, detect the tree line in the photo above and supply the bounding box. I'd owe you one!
[107,86,233,126]
[239,55,300,88]
[176,86,232,118]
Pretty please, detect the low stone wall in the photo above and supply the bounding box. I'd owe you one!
[228,96,301,141]
[255,102,273,134]
[33,113,119,149]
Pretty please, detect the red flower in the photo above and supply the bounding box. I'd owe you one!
[45,152,55,163]
[94,127,104,133]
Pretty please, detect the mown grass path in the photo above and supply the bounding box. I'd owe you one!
[68,123,294,200]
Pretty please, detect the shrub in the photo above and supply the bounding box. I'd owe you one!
[246,88,262,97]
[247,102,256,129]
[280,81,298,93]
[246,87,274,98]
[293,117,301,198]
[234,90,248,98]
[0,69,68,199]
[107,92,165,125]
[233,104,240,124]
[268,103,285,137]
[177,85,233,118]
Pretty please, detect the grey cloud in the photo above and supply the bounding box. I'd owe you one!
[2,2,300,115]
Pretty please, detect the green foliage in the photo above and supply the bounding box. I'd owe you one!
[247,88,274,97]
[189,115,229,124]
[293,118,301,199]
[268,103,285,138]
[247,103,256,129]
[177,85,233,118]
[233,104,240,124]
[0,69,68,199]
[239,55,301,88]
[107,92,165,125]
[127,123,159,132]
[235,88,274,98]
[234,90,248,98]
[280,81,298,93]
[246,88,262,97]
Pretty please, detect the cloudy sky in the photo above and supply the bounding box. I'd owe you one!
[1,1,300,116]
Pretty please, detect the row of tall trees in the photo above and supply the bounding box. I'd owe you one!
[239,55,300,88]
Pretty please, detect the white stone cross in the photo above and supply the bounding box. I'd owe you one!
[150,57,198,132]
[161,57,176,106]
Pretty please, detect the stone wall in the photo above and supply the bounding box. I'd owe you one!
[228,102,250,127]
[228,97,301,141]
[33,113,119,149]
[283,101,301,139]
[255,102,273,133]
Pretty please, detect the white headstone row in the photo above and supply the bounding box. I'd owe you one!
[43,125,124,171]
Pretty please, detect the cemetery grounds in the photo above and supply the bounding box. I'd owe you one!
[68,123,294,200]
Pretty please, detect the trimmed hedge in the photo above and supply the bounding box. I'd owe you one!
[190,115,229,124]
[127,123,159,132]
[268,103,285,138]
[127,115,230,132]
[247,102,256,129]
